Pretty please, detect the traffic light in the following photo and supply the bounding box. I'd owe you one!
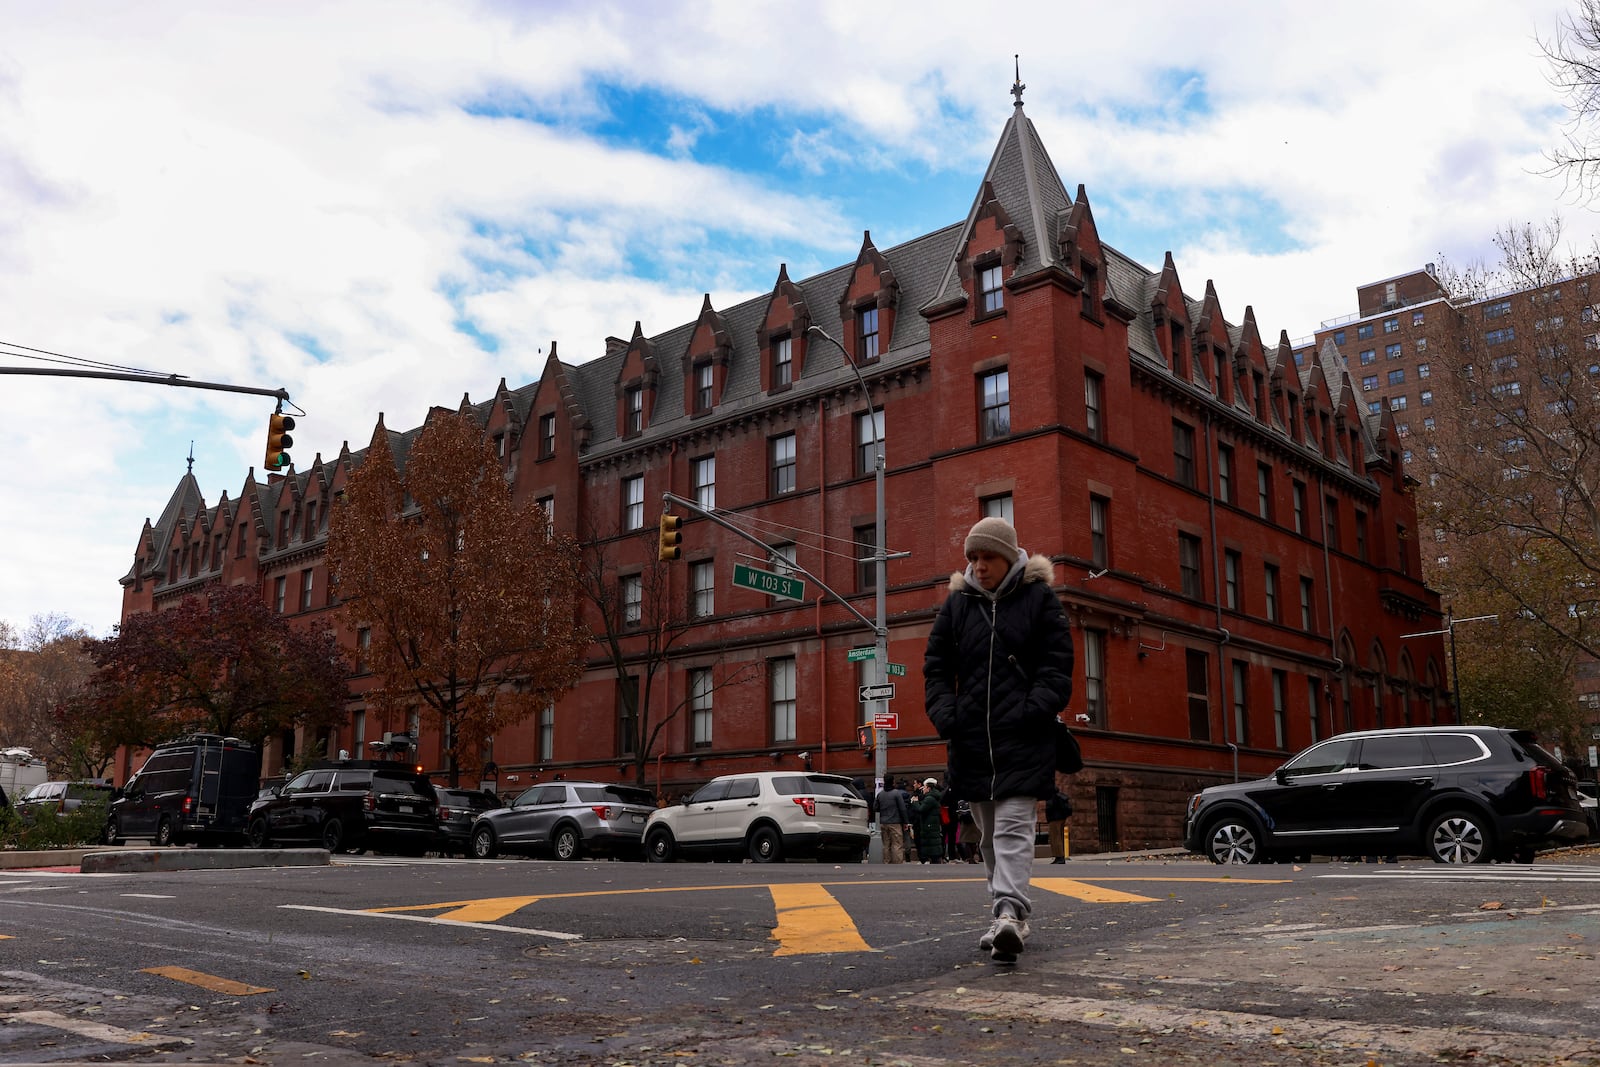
[264,412,295,471]
[657,512,683,561]
[857,725,874,755]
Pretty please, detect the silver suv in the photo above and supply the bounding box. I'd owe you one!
[643,771,870,863]
[468,781,657,860]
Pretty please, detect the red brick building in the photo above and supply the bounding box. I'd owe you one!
[120,89,1449,851]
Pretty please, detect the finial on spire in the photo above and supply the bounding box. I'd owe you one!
[186,440,195,474]
[1012,55,1025,108]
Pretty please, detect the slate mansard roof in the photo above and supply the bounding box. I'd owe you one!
[130,89,1381,589]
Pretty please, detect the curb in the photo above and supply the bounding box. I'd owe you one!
[0,847,332,873]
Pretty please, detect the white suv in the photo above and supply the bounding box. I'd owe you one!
[643,771,870,863]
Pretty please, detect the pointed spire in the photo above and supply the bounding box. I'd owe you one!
[1012,55,1025,108]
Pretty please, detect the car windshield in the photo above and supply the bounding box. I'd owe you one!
[1280,738,1356,776]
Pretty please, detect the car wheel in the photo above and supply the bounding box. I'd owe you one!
[1426,810,1493,865]
[470,826,497,859]
[154,817,174,847]
[1202,814,1262,864]
[645,828,675,863]
[748,825,783,863]
[247,817,270,849]
[102,817,124,846]
[320,819,345,853]
[553,826,581,861]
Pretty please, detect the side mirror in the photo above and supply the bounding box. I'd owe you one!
[681,795,692,806]
[1274,769,1291,785]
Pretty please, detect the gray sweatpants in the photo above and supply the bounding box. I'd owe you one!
[970,795,1036,920]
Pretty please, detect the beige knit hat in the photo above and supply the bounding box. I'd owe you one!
[964,516,1020,565]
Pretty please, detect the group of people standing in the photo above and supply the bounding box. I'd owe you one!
[869,775,982,864]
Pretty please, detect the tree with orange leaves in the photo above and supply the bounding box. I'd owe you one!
[327,411,587,786]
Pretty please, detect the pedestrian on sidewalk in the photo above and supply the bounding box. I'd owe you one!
[1045,789,1072,863]
[874,777,912,863]
[923,516,1075,963]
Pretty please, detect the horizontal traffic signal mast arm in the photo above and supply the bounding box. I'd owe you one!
[0,366,291,403]
[660,490,878,634]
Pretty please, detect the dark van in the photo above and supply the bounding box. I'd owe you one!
[105,735,262,846]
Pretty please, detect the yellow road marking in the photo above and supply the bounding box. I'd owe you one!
[142,966,272,996]
[1034,877,1159,903]
[768,884,873,955]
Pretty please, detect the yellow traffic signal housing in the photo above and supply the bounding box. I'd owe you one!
[657,512,683,561]
[264,412,295,471]
[857,725,874,754]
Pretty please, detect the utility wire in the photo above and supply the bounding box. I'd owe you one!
[0,337,165,377]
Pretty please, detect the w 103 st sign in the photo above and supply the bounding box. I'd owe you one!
[731,563,805,602]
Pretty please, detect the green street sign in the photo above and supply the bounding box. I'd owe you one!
[846,647,876,662]
[885,662,906,676]
[732,563,805,602]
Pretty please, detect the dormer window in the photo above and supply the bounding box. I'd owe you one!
[304,500,318,540]
[624,386,643,436]
[1081,262,1101,318]
[540,412,556,458]
[693,361,714,413]
[858,306,880,361]
[979,262,1004,314]
[1169,323,1188,377]
[773,335,793,388]
[277,511,290,547]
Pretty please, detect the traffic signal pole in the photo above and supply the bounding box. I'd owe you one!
[1,366,290,403]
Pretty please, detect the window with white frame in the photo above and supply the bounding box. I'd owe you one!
[977,495,1013,531]
[1084,370,1104,441]
[979,262,1004,314]
[770,432,796,495]
[690,560,714,619]
[773,335,792,387]
[624,386,643,435]
[856,408,883,475]
[770,657,796,742]
[1224,549,1241,610]
[539,703,554,761]
[540,412,556,458]
[979,369,1010,440]
[770,542,798,575]
[1217,443,1234,503]
[1090,494,1109,570]
[692,456,715,509]
[623,475,644,531]
[1083,628,1106,724]
[1306,676,1321,743]
[621,574,642,627]
[1264,563,1280,621]
[690,668,713,748]
[858,306,880,361]
[1272,669,1287,749]
[1299,575,1315,630]
[694,362,714,413]
[1179,533,1203,598]
[1231,660,1249,746]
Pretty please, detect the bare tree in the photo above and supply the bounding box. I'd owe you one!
[576,520,759,790]
[1541,0,1600,203]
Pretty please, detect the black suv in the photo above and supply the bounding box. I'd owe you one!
[246,760,438,855]
[1184,726,1588,865]
[434,786,501,857]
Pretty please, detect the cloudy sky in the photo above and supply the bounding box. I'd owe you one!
[3,0,1596,638]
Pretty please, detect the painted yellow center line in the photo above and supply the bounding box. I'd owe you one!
[142,966,273,996]
[769,883,873,955]
[1034,877,1160,903]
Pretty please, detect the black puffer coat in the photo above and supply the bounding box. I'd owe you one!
[923,553,1074,803]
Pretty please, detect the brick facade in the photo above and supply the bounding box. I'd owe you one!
[119,94,1449,852]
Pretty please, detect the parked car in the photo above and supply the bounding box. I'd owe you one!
[1184,726,1589,866]
[246,760,438,855]
[1577,781,1598,840]
[469,781,656,860]
[17,780,114,817]
[643,771,870,863]
[105,734,262,846]
[434,786,501,857]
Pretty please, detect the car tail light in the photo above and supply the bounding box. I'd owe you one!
[1528,766,1549,800]
[591,805,612,821]
[792,797,816,817]
[181,796,193,815]
[364,792,376,812]
[437,806,453,822]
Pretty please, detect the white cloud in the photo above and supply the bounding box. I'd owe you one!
[1,0,1596,635]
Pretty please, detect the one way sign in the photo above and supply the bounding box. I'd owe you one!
[858,683,896,703]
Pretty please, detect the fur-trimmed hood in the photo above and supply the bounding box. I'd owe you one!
[947,552,1054,594]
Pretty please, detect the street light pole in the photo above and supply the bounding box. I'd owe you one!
[807,325,889,795]
[1400,611,1497,722]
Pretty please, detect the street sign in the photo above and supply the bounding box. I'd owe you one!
[859,683,896,703]
[846,647,876,662]
[731,563,805,602]
[884,662,906,676]
[872,712,899,730]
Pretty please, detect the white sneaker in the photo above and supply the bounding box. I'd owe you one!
[989,916,1029,963]
[978,917,1004,952]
